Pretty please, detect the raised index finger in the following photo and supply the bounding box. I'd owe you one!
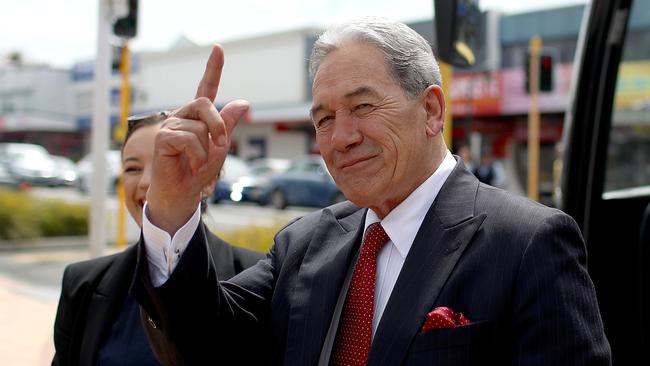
[195,44,224,102]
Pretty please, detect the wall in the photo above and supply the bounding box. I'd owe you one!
[138,30,311,111]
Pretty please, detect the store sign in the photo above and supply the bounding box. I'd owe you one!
[614,61,650,110]
[451,71,501,116]
[449,63,575,117]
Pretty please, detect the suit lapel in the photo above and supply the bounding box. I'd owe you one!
[284,205,365,366]
[79,245,138,365]
[368,160,487,366]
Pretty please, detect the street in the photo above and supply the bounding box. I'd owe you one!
[29,187,314,243]
[0,187,314,365]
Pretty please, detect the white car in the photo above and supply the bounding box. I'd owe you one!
[75,150,122,194]
[0,143,59,186]
[51,155,78,187]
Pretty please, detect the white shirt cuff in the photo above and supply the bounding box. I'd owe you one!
[142,201,202,287]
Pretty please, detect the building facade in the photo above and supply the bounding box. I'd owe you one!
[3,2,649,199]
[0,62,80,157]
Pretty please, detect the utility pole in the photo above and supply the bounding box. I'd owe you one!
[89,0,112,257]
[527,36,542,201]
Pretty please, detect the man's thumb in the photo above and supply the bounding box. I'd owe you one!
[220,99,250,134]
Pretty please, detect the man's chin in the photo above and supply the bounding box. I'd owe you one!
[339,188,372,208]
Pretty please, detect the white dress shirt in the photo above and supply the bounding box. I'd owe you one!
[142,150,457,315]
[364,150,456,336]
[142,203,202,287]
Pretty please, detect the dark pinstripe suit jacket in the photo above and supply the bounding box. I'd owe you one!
[132,159,612,365]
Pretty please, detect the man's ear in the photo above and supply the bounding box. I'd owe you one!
[422,85,445,137]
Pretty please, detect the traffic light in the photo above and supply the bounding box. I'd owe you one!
[540,54,553,92]
[113,0,138,39]
[525,53,554,93]
[434,0,481,68]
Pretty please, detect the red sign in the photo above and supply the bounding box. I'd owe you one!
[449,63,574,117]
[451,71,501,117]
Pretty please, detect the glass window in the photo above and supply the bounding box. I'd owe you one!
[603,0,650,195]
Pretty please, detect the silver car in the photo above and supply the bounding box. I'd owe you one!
[0,143,59,186]
[75,150,122,194]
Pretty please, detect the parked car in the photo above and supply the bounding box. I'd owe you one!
[211,155,253,203]
[229,158,291,204]
[258,155,345,209]
[75,150,122,194]
[51,155,78,187]
[248,158,291,176]
[0,161,19,189]
[0,142,59,186]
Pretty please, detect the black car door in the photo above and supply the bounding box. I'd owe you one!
[561,0,650,364]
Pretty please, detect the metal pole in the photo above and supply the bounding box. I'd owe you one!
[440,61,453,148]
[89,0,111,257]
[116,43,129,249]
[527,36,542,201]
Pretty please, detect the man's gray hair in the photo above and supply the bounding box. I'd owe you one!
[309,17,442,99]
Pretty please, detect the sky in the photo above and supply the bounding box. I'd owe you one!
[0,0,587,68]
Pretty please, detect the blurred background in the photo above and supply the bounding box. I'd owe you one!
[2,0,649,364]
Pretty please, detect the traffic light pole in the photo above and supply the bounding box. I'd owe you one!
[116,43,130,249]
[527,36,542,201]
[89,0,111,257]
[440,62,453,148]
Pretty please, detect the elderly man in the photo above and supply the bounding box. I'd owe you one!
[133,18,611,365]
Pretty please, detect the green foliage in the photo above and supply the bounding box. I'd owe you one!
[0,189,39,240]
[213,223,286,254]
[36,199,89,237]
[0,188,89,241]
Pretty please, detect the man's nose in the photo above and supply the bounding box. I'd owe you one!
[331,112,362,152]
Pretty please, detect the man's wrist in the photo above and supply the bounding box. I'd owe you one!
[146,196,200,236]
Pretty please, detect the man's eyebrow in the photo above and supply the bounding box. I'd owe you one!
[310,86,380,119]
[344,86,380,100]
[310,104,323,120]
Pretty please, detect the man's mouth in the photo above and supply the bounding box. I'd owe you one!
[340,155,376,169]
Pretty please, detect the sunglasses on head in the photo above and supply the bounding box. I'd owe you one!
[126,110,171,130]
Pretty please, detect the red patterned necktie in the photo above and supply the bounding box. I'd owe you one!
[331,222,390,366]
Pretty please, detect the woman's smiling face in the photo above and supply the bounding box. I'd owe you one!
[121,123,160,227]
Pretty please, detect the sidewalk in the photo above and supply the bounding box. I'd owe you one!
[0,275,57,365]
[0,244,118,365]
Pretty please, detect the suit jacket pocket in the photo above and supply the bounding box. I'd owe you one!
[410,320,492,352]
[404,321,494,366]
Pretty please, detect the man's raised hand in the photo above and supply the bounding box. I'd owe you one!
[146,44,249,234]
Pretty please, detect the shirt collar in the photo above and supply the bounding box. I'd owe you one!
[364,150,457,259]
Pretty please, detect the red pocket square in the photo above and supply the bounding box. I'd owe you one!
[421,306,470,332]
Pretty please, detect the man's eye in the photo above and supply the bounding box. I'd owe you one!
[317,116,334,128]
[355,104,373,113]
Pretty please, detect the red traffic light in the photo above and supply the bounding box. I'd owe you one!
[525,53,554,93]
[540,55,553,91]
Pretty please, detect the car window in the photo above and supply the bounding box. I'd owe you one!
[288,160,309,172]
[222,155,252,180]
[289,160,306,172]
[305,162,323,173]
[603,0,650,196]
